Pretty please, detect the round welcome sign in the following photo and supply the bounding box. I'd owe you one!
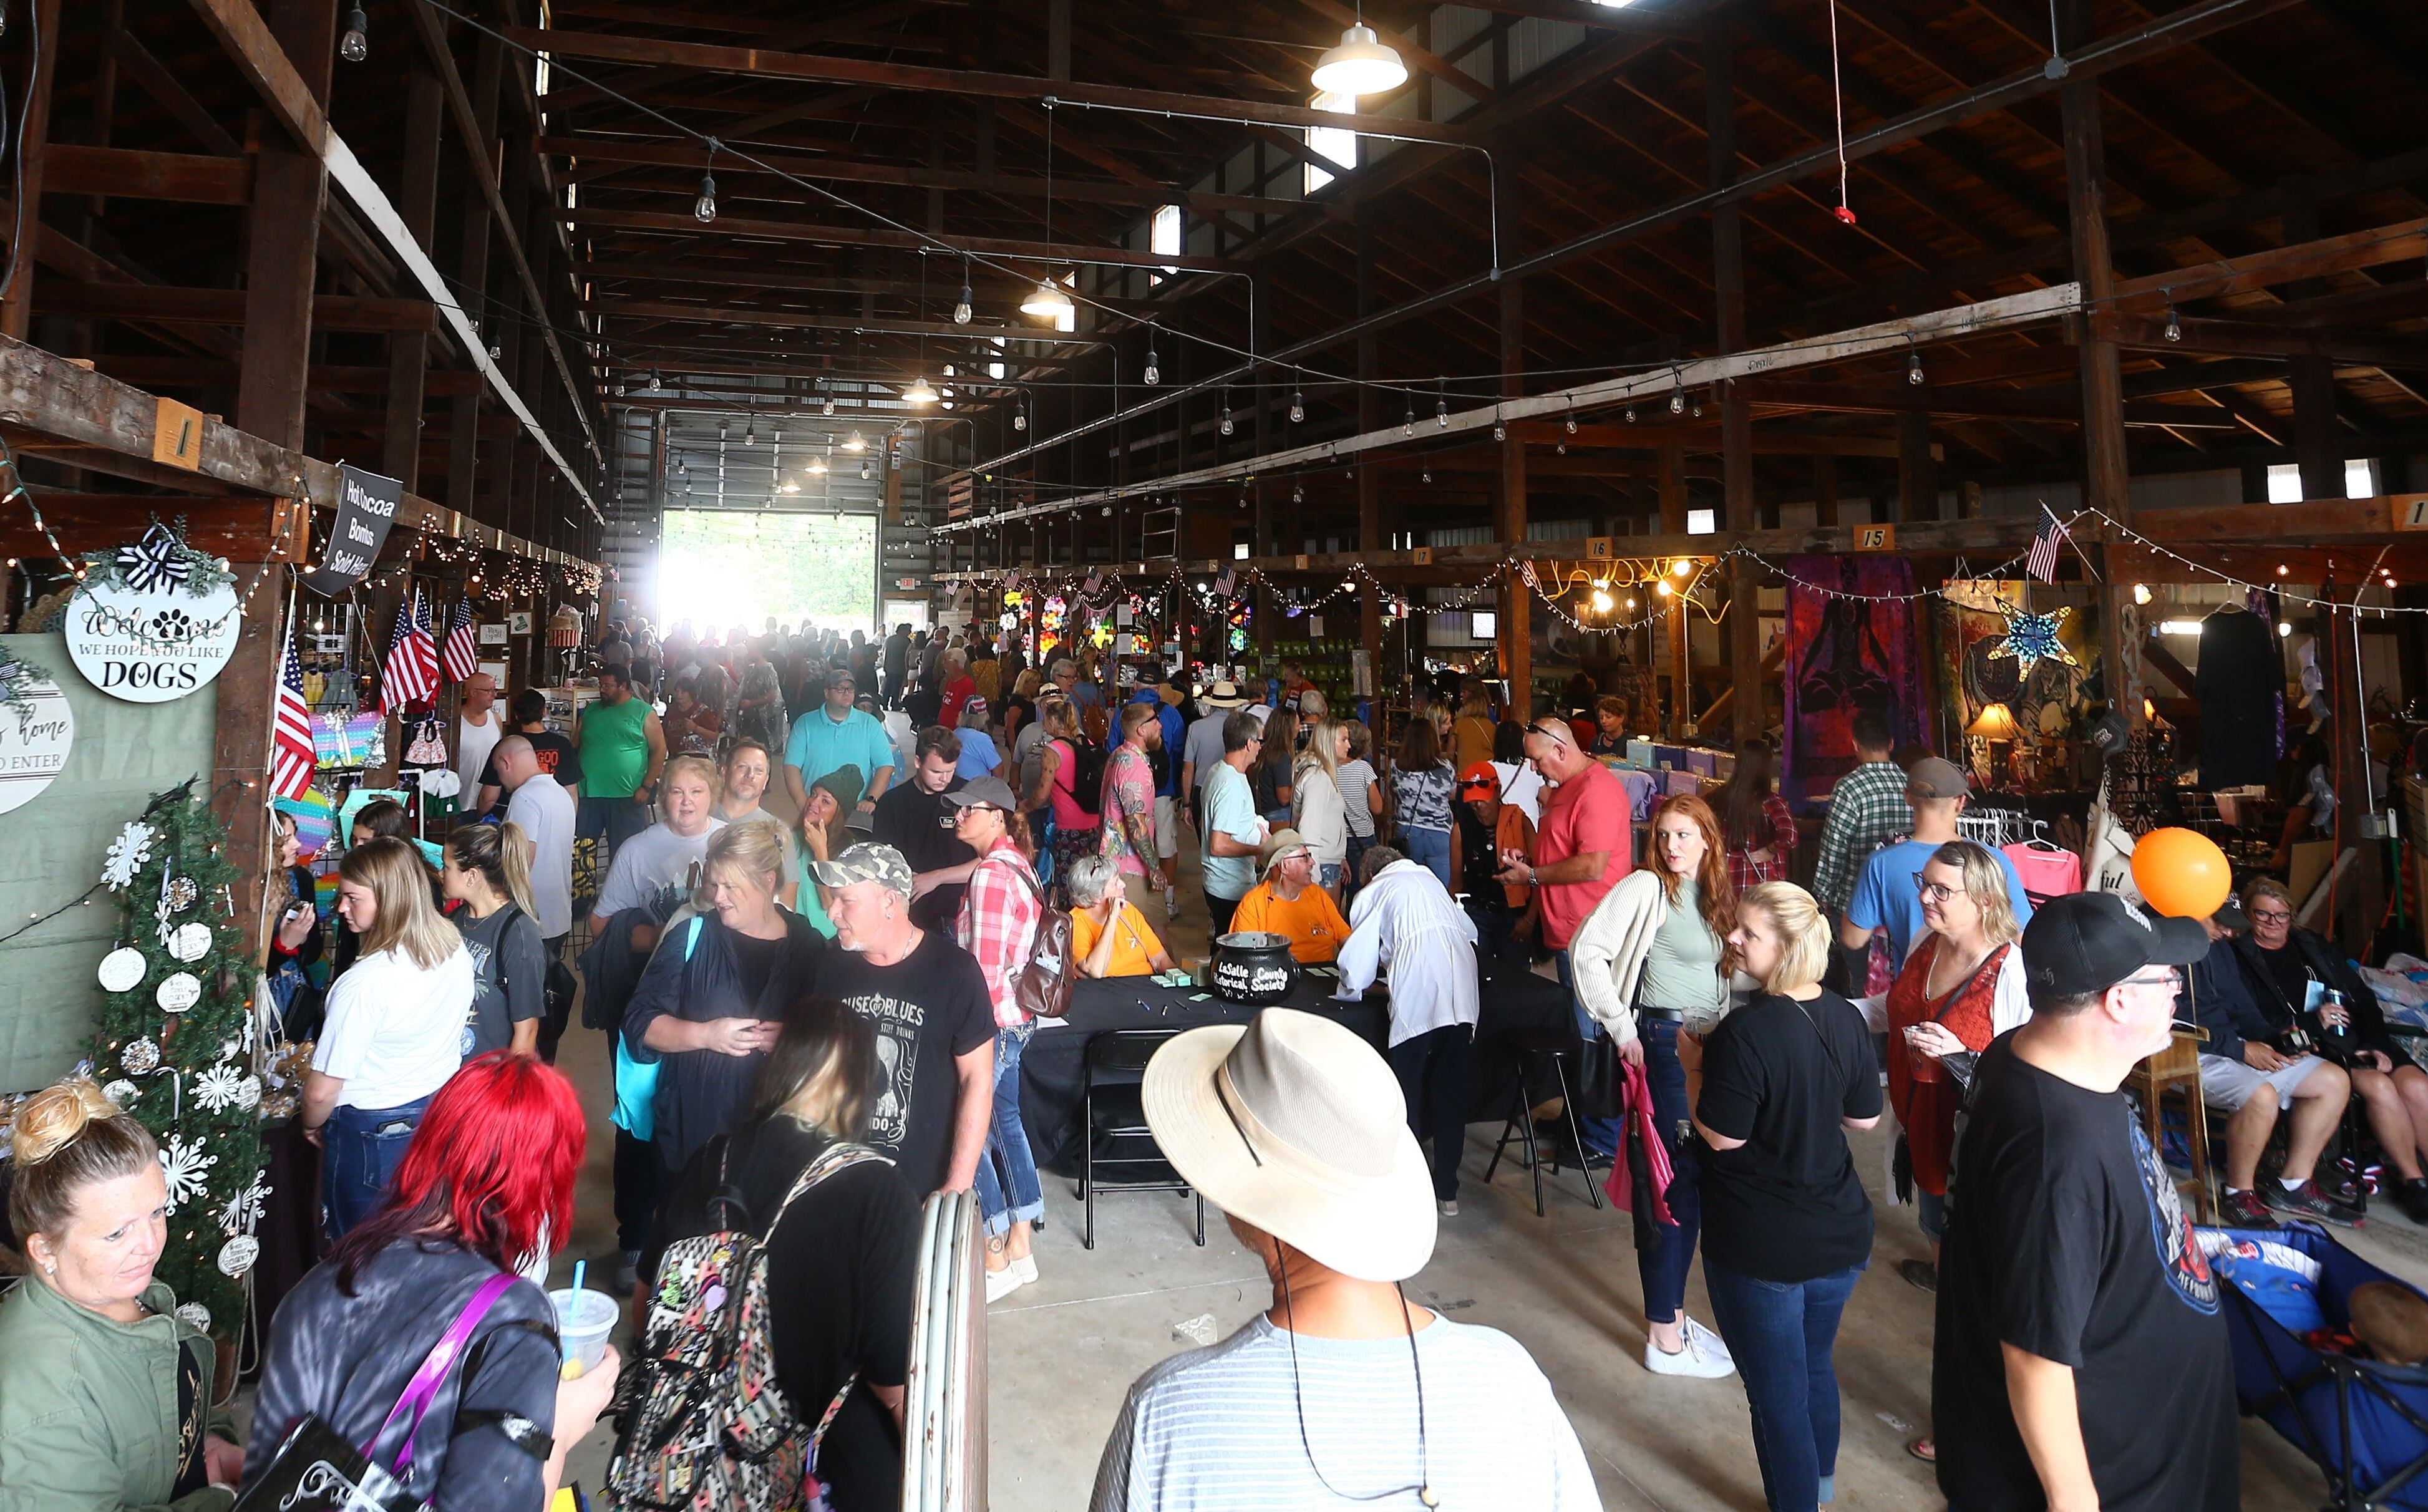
[0,671,74,813]
[66,578,242,703]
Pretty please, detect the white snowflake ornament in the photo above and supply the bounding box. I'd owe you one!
[193,1065,248,1113]
[102,823,155,889]
[219,1178,271,1234]
[158,1134,217,1213]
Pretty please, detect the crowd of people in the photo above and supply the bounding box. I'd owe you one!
[11,614,2414,1512]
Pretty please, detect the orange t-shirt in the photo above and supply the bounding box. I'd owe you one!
[1071,901,1165,977]
[1231,881,1352,963]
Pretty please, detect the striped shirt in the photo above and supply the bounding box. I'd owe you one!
[1090,1314,1598,1511]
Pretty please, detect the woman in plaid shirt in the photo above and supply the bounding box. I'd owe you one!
[948,775,1048,1302]
[1715,739,1799,893]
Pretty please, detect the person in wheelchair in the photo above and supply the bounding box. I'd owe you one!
[2181,901,2359,1228]
[2233,878,2428,1224]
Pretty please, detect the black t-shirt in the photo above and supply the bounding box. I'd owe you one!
[2253,941,2314,1020]
[475,730,583,811]
[652,1120,921,1512]
[1694,990,1882,1282]
[1452,805,1501,902]
[812,929,996,1195]
[732,929,789,1004]
[904,687,943,729]
[1933,1034,2237,1511]
[871,779,975,929]
[454,904,547,1056]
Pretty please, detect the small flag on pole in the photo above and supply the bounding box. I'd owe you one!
[381,589,440,713]
[441,599,480,684]
[2027,503,2067,584]
[270,630,316,800]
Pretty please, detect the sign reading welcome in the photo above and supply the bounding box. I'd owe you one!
[303,464,403,596]
[66,576,241,703]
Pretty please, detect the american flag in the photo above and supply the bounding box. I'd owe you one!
[269,629,316,800]
[440,599,480,684]
[2026,503,2067,584]
[380,589,440,713]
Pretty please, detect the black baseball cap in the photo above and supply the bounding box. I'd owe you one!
[2019,891,2208,1002]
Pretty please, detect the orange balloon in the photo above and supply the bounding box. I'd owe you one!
[2130,826,2232,919]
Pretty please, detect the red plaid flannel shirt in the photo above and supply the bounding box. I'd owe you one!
[957,837,1042,1028]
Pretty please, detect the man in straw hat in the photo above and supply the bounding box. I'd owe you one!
[1092,1009,1598,1510]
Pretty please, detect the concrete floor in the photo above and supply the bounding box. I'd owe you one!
[535,822,2428,1508]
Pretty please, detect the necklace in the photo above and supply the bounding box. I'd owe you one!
[1276,1259,1436,1506]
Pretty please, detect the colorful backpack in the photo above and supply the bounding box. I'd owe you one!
[604,1135,888,1511]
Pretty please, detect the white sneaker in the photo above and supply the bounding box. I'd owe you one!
[984,1266,1027,1304]
[1437,1198,1459,1217]
[1165,890,1181,920]
[1010,1254,1039,1286]
[1644,1316,1736,1379]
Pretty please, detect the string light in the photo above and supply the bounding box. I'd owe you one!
[693,142,720,223]
[1289,390,1306,424]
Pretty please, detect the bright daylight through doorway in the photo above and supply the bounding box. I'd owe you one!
[657,509,877,637]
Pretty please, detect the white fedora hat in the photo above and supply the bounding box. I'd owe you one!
[1142,1009,1435,1282]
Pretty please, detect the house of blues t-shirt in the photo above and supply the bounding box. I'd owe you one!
[814,929,995,1195]
[1933,1034,2237,1511]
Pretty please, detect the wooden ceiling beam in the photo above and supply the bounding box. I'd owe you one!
[583,296,1105,342]
[561,204,1246,272]
[1736,376,2241,425]
[2095,312,2428,370]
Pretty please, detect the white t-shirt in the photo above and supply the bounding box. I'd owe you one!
[455,709,503,803]
[593,818,726,918]
[1092,1314,1597,1512]
[313,944,474,1109]
[507,774,577,937]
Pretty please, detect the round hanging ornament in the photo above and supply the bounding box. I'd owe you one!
[102,1080,138,1107]
[120,1037,161,1075]
[216,1235,260,1277]
[165,876,199,913]
[157,973,202,1013]
[98,946,148,993]
[168,923,212,962]
[173,1302,211,1334]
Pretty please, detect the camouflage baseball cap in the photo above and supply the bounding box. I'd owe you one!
[809,841,914,897]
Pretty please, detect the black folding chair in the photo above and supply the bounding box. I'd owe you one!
[1483,1025,1607,1217]
[1080,1029,1207,1251]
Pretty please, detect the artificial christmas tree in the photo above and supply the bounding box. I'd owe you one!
[88,777,270,1346]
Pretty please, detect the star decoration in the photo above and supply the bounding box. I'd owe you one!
[1988,607,2077,670]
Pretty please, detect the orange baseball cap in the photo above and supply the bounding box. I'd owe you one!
[1457,761,1501,798]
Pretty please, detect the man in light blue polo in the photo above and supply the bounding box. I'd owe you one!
[784,665,896,825]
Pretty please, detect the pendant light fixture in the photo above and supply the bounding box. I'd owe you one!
[1905,336,1924,384]
[339,2,368,61]
[809,450,828,475]
[843,429,867,452]
[1025,104,1076,321]
[902,255,939,404]
[1144,331,1162,386]
[903,376,940,405]
[1311,5,1407,96]
[1436,381,1449,427]
[1289,388,1306,423]
[953,256,975,325]
[693,143,719,224]
[823,393,836,415]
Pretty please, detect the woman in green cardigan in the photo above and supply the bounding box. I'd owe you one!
[0,1078,242,1511]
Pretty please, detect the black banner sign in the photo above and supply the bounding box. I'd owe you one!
[303,464,403,596]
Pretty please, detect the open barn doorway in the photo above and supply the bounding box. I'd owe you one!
[656,509,877,639]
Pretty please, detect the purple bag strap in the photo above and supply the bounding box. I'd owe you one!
[369,1271,522,1476]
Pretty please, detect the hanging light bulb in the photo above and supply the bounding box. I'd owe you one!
[1656,579,1674,598]
[1565,403,1578,435]
[1590,585,1613,613]
[1022,279,1073,319]
[693,167,718,223]
[1492,410,1507,442]
[1436,391,1449,427]
[1556,440,1566,455]
[2132,582,2152,604]
[744,422,755,446]
[1669,374,1686,414]
[1422,468,1432,483]
[2163,293,2182,343]
[860,460,872,480]
[1220,404,1235,438]
[1311,18,1407,95]
[1906,344,1925,384]
[1289,389,1306,423]
[903,376,939,405]
[843,430,867,452]
[1673,558,1694,578]
[953,281,974,326]
[1624,405,1637,424]
[339,2,368,61]
[1012,407,1027,432]
[1144,339,1161,386]
[1403,399,1415,436]
[809,453,827,475]
[1293,483,1304,504]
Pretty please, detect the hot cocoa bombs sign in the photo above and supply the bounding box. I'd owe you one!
[66,577,242,702]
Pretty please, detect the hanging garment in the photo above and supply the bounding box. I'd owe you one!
[2195,606,2280,788]
[2001,841,2083,907]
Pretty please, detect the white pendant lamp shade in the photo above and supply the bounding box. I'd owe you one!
[1022,278,1074,318]
[1311,24,1406,96]
[903,376,940,405]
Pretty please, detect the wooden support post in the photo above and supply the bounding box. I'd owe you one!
[1497,175,1530,707]
[0,0,61,339]
[1659,445,1689,737]
[1251,268,1273,668]
[2319,591,2381,951]
[1812,454,1838,527]
[1896,412,1938,521]
[2281,180,2344,501]
[382,68,443,488]
[1355,213,1384,674]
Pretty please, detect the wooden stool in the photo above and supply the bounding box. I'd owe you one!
[2127,1028,2213,1223]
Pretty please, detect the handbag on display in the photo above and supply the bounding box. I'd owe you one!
[231,1272,521,1512]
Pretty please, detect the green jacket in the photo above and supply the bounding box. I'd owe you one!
[0,1275,235,1512]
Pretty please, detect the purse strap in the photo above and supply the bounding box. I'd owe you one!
[368,1271,522,1477]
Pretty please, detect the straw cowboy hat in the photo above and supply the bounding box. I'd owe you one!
[1142,1008,1436,1282]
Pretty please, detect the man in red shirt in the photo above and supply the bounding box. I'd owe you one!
[1497,715,1634,1156]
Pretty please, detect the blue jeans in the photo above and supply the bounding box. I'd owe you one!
[577,793,649,873]
[1402,825,1452,891]
[973,1025,1044,1235]
[1702,1259,1865,1511]
[1917,1188,1947,1246]
[1343,832,1372,902]
[1635,1017,1702,1325]
[1467,899,1528,971]
[1554,949,1625,1158]
[321,1095,432,1243]
[1028,810,1056,892]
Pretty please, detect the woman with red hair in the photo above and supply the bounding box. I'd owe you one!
[246,1053,618,1508]
[1568,793,1744,1382]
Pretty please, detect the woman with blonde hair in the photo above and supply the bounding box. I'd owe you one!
[649,1002,921,1508]
[443,821,548,1057]
[1454,685,1497,772]
[1687,882,1882,1511]
[1291,717,1351,896]
[625,819,825,1176]
[303,835,475,1241]
[0,1080,244,1510]
[1568,793,1741,1378]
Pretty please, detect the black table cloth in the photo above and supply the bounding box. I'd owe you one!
[1017,956,1570,1177]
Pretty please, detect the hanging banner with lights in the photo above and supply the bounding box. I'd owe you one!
[303,464,403,597]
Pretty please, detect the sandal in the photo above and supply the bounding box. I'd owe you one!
[1907,1437,1935,1463]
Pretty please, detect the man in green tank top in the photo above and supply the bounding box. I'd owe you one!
[575,664,666,868]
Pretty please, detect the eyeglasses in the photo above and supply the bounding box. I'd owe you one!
[2247,909,2291,925]
[2124,969,2183,991]
[1913,877,1963,904]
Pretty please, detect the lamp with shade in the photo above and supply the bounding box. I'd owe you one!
[1966,702,2022,785]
